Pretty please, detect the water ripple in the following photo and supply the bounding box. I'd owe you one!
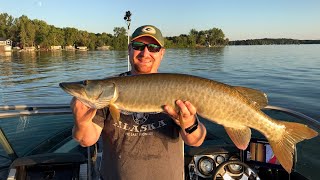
[0,45,319,120]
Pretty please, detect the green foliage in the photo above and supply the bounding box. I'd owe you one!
[34,20,50,48]
[2,13,317,50]
[165,28,229,48]
[1,13,231,50]
[112,27,127,50]
[96,32,113,47]
[229,38,302,45]
[64,27,78,46]
[0,13,14,38]
[0,13,125,50]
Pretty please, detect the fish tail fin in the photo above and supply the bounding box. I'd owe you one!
[269,120,318,173]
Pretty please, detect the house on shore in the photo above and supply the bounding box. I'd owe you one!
[65,45,76,51]
[21,47,36,52]
[0,38,12,52]
[97,45,110,50]
[50,46,62,51]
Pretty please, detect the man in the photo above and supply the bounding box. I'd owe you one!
[71,25,207,180]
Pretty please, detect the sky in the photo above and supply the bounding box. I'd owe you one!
[1,0,319,40]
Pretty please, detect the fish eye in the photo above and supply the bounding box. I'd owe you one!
[82,80,88,86]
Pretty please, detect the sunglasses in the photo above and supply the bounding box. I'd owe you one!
[131,41,162,53]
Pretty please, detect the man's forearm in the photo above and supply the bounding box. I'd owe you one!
[180,122,206,147]
[72,122,101,147]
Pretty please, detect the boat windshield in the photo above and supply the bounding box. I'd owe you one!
[0,105,74,170]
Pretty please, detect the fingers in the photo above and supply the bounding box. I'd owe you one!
[70,98,95,114]
[177,100,197,117]
[70,98,97,123]
[164,100,197,116]
[71,98,87,110]
[70,97,77,109]
[163,104,179,119]
[164,100,197,127]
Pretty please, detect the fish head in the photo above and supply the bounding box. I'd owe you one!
[59,80,117,109]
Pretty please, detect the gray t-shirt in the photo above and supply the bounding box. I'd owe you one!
[92,73,184,180]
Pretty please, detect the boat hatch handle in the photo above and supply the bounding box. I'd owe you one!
[264,105,320,130]
[0,128,18,161]
[0,104,70,111]
[0,109,72,118]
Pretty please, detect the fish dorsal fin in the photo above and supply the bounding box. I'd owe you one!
[109,103,120,121]
[225,126,251,150]
[234,86,268,109]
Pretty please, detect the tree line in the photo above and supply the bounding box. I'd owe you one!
[0,13,229,50]
[228,38,320,45]
[0,13,127,50]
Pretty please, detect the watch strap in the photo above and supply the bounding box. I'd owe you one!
[185,115,199,134]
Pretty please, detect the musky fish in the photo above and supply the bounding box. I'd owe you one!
[59,73,318,173]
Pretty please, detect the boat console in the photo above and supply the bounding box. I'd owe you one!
[184,105,320,180]
[185,137,308,180]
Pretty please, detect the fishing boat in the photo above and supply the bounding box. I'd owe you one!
[0,104,318,180]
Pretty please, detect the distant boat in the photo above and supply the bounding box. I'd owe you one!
[76,46,88,51]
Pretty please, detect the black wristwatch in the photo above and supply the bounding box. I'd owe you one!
[185,115,199,134]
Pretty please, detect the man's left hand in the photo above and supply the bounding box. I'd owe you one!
[164,100,197,129]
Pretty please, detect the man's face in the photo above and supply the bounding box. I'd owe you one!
[129,36,165,74]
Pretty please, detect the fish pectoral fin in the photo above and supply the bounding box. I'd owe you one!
[109,103,120,121]
[233,86,268,109]
[225,126,251,150]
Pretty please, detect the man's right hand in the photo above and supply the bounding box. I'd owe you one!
[70,97,97,125]
[70,98,101,146]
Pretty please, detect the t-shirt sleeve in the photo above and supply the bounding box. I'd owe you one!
[92,108,109,128]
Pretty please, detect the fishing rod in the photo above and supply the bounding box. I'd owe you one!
[124,11,132,71]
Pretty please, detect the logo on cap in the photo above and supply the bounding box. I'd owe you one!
[142,26,156,35]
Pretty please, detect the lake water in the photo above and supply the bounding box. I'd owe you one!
[1,45,319,120]
[0,45,320,179]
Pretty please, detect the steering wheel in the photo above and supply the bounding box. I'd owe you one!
[212,160,259,180]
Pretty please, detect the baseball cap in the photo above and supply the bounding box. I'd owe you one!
[131,25,164,47]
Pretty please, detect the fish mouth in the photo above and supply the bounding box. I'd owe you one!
[59,82,67,90]
[59,82,108,109]
[59,83,72,94]
[59,82,83,98]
